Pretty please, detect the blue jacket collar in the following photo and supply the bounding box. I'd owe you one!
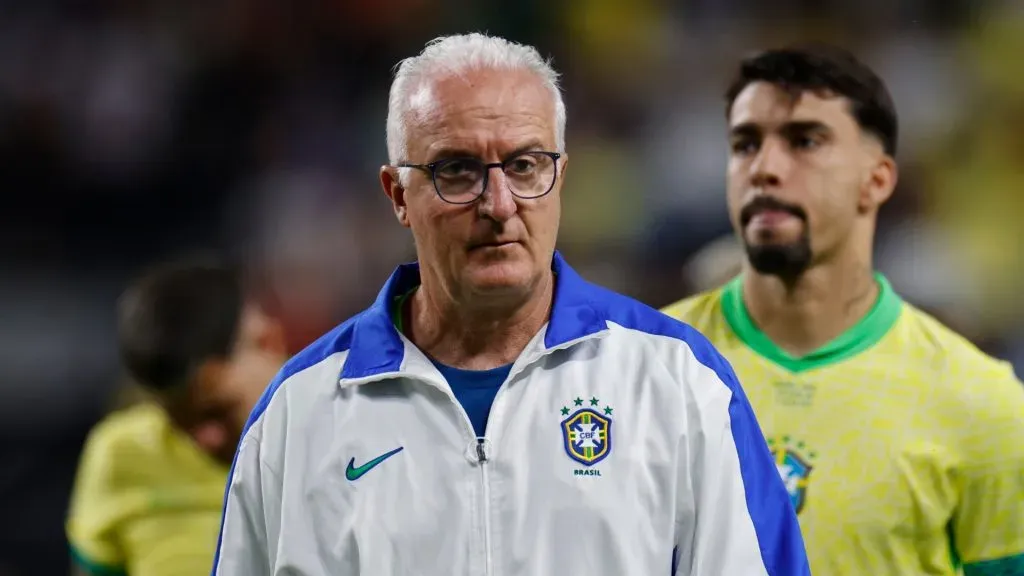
[340,251,608,380]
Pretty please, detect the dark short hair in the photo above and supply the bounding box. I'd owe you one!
[117,259,244,392]
[725,43,898,156]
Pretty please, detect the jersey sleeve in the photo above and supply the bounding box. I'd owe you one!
[675,342,810,576]
[66,425,129,575]
[123,518,222,576]
[212,434,272,576]
[951,364,1024,575]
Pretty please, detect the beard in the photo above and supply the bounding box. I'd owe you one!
[739,195,813,279]
[744,235,812,279]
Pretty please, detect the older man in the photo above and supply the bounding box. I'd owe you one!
[212,33,808,576]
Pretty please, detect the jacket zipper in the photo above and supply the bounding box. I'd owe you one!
[476,363,530,576]
[476,437,492,576]
[440,389,493,576]
[427,335,602,576]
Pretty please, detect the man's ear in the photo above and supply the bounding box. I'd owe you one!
[380,166,410,227]
[859,152,898,214]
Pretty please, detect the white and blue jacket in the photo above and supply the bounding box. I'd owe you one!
[212,253,809,576]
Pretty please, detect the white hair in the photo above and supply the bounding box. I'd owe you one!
[386,33,567,169]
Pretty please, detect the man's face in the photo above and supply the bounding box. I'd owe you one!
[385,68,565,303]
[161,305,286,465]
[726,82,883,278]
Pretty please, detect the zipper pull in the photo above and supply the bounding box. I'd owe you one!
[476,438,488,463]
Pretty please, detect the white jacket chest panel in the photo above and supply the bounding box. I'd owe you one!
[295,381,482,575]
[281,335,686,575]
[486,342,684,574]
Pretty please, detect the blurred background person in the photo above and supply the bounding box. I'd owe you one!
[662,45,1024,575]
[66,260,288,576]
[0,0,1021,574]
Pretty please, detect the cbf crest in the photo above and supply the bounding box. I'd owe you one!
[559,396,614,471]
[768,436,817,514]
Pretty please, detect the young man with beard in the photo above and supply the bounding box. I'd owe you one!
[663,45,1024,576]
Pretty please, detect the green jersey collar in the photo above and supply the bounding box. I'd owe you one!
[721,273,902,373]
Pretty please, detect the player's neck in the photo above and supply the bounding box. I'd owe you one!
[407,271,554,370]
[741,257,879,358]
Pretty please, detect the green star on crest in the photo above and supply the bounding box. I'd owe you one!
[573,397,583,406]
[560,406,570,416]
[589,397,599,406]
[603,406,613,415]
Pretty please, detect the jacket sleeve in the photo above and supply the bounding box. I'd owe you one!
[211,434,273,576]
[674,346,810,576]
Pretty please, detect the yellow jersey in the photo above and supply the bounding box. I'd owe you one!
[662,275,1024,576]
[67,403,228,576]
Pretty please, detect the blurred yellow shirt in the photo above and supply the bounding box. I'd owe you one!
[663,276,1024,576]
[67,403,228,576]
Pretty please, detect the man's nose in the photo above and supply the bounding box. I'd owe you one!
[477,168,518,222]
[749,138,791,188]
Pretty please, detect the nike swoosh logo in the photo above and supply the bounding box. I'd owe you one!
[345,446,404,481]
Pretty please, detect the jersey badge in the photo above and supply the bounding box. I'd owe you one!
[559,396,613,470]
[768,435,817,514]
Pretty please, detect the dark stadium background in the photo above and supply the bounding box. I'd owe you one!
[0,0,1021,574]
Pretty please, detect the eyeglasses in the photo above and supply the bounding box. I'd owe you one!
[398,151,562,205]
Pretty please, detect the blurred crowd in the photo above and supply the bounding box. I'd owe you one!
[1,0,1022,573]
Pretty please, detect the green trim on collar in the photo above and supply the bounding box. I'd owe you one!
[721,273,902,372]
[391,286,418,335]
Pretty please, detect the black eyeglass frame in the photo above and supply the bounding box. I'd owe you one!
[397,151,562,205]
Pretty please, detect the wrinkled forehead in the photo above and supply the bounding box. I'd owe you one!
[729,81,857,134]
[404,69,557,158]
